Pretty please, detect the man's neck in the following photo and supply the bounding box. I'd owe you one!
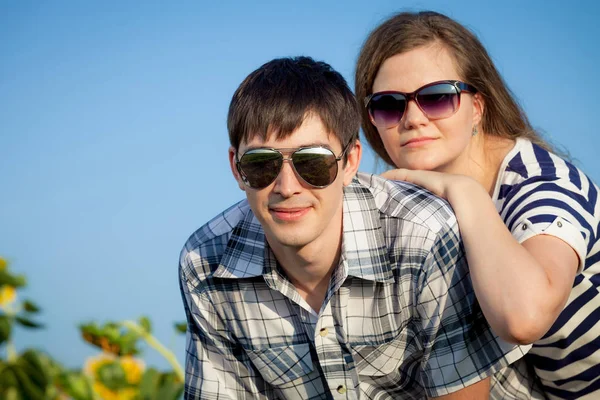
[267,214,344,313]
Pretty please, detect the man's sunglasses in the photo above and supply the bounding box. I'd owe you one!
[365,80,478,128]
[236,144,351,189]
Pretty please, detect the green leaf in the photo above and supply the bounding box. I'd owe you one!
[15,316,43,329]
[22,300,41,314]
[118,340,138,356]
[139,316,152,333]
[174,321,187,334]
[79,322,100,336]
[16,350,50,389]
[27,350,63,380]
[0,271,26,287]
[120,329,142,355]
[4,387,21,400]
[79,320,144,355]
[139,368,161,399]
[0,363,19,388]
[155,376,184,400]
[138,370,183,400]
[56,371,93,400]
[0,315,12,344]
[11,364,46,400]
[103,324,121,342]
[121,329,141,344]
[96,361,128,391]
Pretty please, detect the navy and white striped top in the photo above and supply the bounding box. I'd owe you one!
[492,138,600,399]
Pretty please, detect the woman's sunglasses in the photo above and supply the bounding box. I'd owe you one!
[236,144,351,189]
[365,80,478,128]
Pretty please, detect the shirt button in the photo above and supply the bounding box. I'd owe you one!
[319,328,328,337]
[557,221,563,228]
[522,223,528,230]
[337,385,346,394]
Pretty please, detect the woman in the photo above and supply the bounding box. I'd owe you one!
[355,11,600,399]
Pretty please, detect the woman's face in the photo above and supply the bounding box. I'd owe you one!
[371,43,482,172]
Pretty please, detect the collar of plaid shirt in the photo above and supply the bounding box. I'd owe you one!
[211,174,396,283]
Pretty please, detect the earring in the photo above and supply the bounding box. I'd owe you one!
[472,126,478,136]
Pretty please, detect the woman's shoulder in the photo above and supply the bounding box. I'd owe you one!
[492,137,600,212]
[498,138,591,187]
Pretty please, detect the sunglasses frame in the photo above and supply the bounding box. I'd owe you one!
[236,143,352,189]
[364,80,478,127]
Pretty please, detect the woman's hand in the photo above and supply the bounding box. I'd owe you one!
[381,168,470,200]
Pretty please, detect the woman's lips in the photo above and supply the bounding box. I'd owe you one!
[402,137,437,148]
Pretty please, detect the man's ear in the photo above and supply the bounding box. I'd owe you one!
[472,92,485,127]
[228,147,246,191]
[342,140,362,186]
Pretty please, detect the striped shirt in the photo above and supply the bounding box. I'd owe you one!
[492,138,600,399]
[179,172,528,399]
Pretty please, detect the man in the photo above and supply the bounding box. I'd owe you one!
[179,56,527,399]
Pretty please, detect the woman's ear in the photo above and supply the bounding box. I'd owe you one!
[228,147,246,191]
[472,92,485,127]
[342,140,362,186]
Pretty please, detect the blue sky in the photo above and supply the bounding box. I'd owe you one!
[1,1,598,370]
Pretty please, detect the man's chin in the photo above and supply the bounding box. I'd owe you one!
[266,230,314,250]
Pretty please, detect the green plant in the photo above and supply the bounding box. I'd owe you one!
[0,257,60,399]
[0,256,185,400]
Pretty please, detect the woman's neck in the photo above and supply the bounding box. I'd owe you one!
[443,135,515,196]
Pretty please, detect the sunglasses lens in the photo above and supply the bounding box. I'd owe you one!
[368,93,406,128]
[238,150,282,188]
[292,147,338,187]
[417,83,459,119]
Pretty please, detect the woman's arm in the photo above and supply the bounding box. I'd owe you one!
[384,169,578,344]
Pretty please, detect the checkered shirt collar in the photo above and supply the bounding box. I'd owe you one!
[212,177,394,283]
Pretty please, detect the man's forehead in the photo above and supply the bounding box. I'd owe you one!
[240,117,341,151]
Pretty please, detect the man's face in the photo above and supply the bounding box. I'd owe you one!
[229,114,361,252]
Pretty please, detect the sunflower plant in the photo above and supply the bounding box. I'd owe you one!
[57,317,185,400]
[0,256,185,399]
[0,257,62,399]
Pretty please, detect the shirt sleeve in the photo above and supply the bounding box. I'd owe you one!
[501,175,595,274]
[415,222,529,398]
[179,259,274,400]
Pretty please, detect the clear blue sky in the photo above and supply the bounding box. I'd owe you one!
[1,1,598,370]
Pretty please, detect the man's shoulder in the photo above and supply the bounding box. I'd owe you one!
[179,199,251,284]
[354,172,458,236]
[182,199,251,250]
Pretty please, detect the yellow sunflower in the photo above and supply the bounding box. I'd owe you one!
[0,285,16,308]
[0,258,17,309]
[84,352,145,400]
[120,355,145,384]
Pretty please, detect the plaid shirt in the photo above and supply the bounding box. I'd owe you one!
[179,173,532,399]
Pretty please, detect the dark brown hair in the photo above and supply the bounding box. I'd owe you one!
[228,56,360,156]
[355,11,552,166]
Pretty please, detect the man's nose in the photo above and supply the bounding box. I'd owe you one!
[272,159,303,197]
